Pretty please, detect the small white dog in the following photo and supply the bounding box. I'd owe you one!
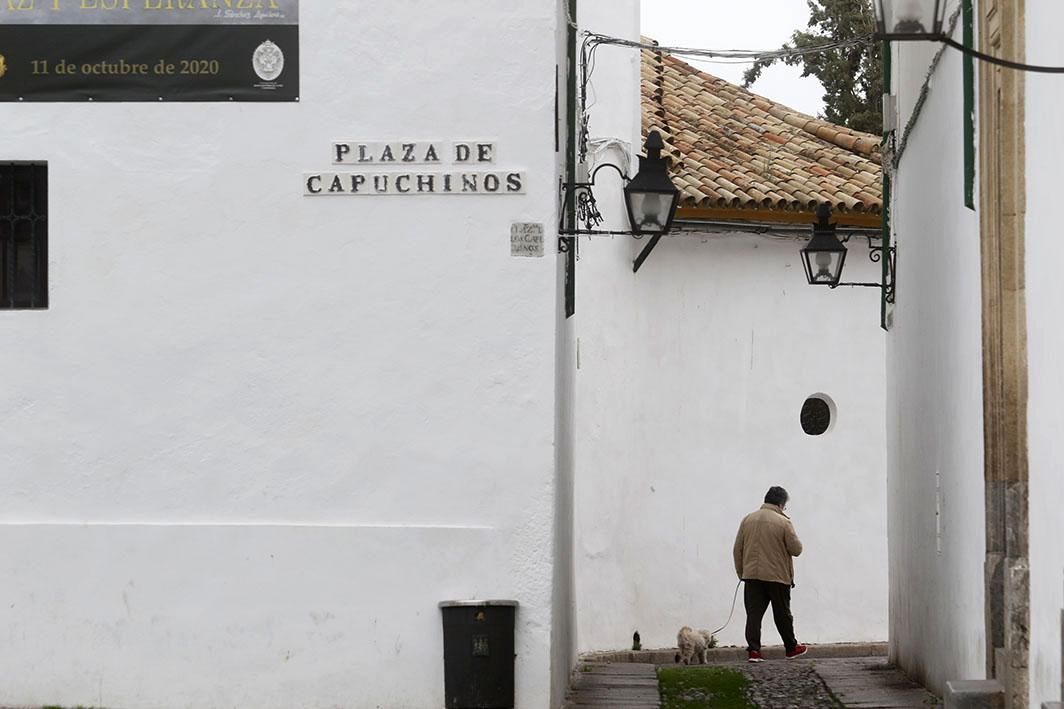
[675,626,715,665]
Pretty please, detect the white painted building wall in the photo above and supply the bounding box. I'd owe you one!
[886,4,1064,705]
[574,229,888,652]
[1025,2,1064,704]
[885,33,986,695]
[0,3,570,708]
[569,2,888,654]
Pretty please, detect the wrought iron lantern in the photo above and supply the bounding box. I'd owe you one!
[801,204,848,287]
[623,131,681,235]
[800,204,897,324]
[873,0,948,40]
[559,131,681,237]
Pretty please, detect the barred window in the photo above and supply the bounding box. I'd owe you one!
[0,162,48,310]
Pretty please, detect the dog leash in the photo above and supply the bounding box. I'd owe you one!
[709,579,743,636]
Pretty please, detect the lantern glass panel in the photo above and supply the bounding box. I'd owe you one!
[628,192,673,233]
[877,0,945,35]
[803,248,846,285]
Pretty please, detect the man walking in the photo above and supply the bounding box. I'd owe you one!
[733,486,807,662]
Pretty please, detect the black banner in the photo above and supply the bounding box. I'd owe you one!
[0,2,298,101]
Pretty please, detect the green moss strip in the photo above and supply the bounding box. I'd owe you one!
[658,666,756,709]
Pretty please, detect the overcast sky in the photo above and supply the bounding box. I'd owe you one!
[640,0,826,117]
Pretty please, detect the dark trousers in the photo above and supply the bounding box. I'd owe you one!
[743,579,797,652]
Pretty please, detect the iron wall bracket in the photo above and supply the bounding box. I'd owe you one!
[834,233,896,305]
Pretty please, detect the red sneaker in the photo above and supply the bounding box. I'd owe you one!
[747,650,765,663]
[786,644,808,658]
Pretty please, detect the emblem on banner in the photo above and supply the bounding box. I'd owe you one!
[252,40,284,82]
[0,54,7,79]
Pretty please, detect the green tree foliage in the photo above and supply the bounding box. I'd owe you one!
[742,0,882,134]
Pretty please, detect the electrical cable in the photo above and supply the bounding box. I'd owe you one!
[939,36,1064,73]
[583,32,874,65]
[585,28,1064,75]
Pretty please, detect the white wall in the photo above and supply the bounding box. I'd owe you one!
[574,229,888,652]
[571,0,887,653]
[885,35,986,694]
[889,6,1064,704]
[0,3,566,708]
[1025,2,1064,705]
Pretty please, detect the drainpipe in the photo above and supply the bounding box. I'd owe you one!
[563,0,578,318]
[881,37,892,332]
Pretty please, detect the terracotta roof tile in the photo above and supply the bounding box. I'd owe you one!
[640,45,882,218]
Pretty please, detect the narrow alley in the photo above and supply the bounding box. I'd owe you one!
[567,655,940,708]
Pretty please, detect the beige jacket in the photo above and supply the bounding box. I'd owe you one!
[733,503,803,585]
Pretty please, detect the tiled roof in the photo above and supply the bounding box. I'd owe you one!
[641,45,883,221]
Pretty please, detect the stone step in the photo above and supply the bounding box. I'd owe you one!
[816,658,942,708]
[582,641,887,665]
[579,661,662,673]
[566,662,661,709]
[943,679,1004,709]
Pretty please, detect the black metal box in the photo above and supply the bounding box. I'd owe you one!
[439,600,518,709]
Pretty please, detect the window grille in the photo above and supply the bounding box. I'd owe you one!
[0,162,48,309]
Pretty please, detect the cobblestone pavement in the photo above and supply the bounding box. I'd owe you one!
[732,656,941,708]
[733,658,843,708]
